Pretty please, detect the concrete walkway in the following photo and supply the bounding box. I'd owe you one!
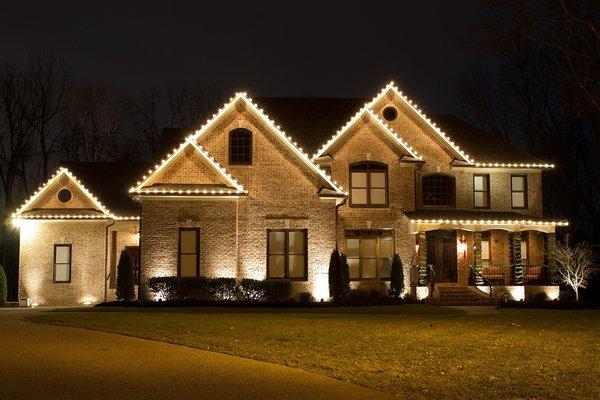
[0,309,391,400]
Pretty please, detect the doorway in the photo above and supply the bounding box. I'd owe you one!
[426,230,457,283]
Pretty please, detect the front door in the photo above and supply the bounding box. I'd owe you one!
[426,230,457,283]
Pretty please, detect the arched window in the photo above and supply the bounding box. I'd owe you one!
[350,162,388,207]
[229,128,252,165]
[422,174,455,207]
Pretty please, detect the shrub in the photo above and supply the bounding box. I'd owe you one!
[240,279,266,302]
[262,279,293,302]
[369,288,381,300]
[528,291,548,302]
[208,277,239,300]
[0,265,7,306]
[147,276,211,300]
[116,250,135,301]
[340,253,350,298]
[389,254,404,299]
[298,291,314,302]
[348,289,370,302]
[328,249,343,301]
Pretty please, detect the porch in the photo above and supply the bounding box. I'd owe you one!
[405,210,567,302]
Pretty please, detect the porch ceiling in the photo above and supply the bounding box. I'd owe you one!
[404,210,568,233]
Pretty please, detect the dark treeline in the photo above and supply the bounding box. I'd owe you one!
[0,53,220,299]
[459,0,599,244]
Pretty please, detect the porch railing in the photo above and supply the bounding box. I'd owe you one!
[473,264,552,286]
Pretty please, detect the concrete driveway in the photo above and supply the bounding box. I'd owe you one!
[0,308,392,400]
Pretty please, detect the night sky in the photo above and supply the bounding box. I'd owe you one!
[1,1,494,113]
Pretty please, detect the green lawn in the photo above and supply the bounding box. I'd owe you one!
[28,305,600,400]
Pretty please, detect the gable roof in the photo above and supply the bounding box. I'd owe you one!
[12,165,142,220]
[130,137,247,194]
[191,93,346,195]
[311,107,421,160]
[237,90,552,168]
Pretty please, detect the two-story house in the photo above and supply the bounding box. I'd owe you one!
[13,83,567,305]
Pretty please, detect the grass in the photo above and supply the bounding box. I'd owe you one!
[27,305,600,400]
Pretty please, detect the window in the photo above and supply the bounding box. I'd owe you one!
[125,246,141,285]
[229,128,252,165]
[345,230,394,280]
[53,244,71,283]
[350,162,388,207]
[267,229,307,280]
[382,106,398,121]
[178,228,199,277]
[511,175,527,208]
[422,174,455,207]
[481,233,491,267]
[473,174,490,208]
[57,188,72,203]
[521,236,528,266]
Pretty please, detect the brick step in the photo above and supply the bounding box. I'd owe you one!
[430,286,497,306]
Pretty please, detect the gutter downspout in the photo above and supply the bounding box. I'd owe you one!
[104,219,116,302]
[334,196,347,251]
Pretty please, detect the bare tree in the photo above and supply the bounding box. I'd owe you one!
[459,0,600,242]
[128,85,219,159]
[550,237,598,301]
[25,53,70,180]
[0,62,35,265]
[60,86,128,162]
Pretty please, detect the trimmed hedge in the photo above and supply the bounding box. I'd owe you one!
[148,276,293,302]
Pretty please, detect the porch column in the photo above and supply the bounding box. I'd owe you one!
[510,232,523,285]
[418,232,427,285]
[473,231,483,285]
[543,232,557,284]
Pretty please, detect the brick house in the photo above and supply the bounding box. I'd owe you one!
[13,82,567,305]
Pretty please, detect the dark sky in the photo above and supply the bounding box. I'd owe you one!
[0,1,494,113]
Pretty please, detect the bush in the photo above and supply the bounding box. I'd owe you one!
[340,253,350,298]
[262,279,293,302]
[0,265,7,306]
[348,289,370,302]
[116,250,135,301]
[328,249,343,301]
[240,278,266,301]
[298,291,314,302]
[147,276,211,300]
[528,291,548,302]
[389,254,404,299]
[208,277,239,300]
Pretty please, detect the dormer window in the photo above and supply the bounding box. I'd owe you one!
[229,128,252,165]
[422,174,455,207]
[350,162,388,207]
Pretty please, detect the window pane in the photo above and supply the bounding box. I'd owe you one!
[351,172,367,188]
[348,258,360,279]
[180,230,197,253]
[268,255,285,278]
[288,255,305,278]
[370,172,386,188]
[370,188,386,204]
[512,192,525,208]
[55,264,70,282]
[361,239,376,257]
[512,176,524,191]
[288,231,305,254]
[351,188,367,204]
[180,254,197,277]
[521,241,528,260]
[268,231,285,254]
[379,258,392,278]
[380,238,394,258]
[346,239,360,258]
[362,259,377,279]
[55,246,70,264]
[422,174,455,207]
[481,240,490,260]
[474,192,485,207]
[474,176,484,191]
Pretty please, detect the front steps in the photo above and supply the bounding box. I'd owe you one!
[426,286,499,306]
